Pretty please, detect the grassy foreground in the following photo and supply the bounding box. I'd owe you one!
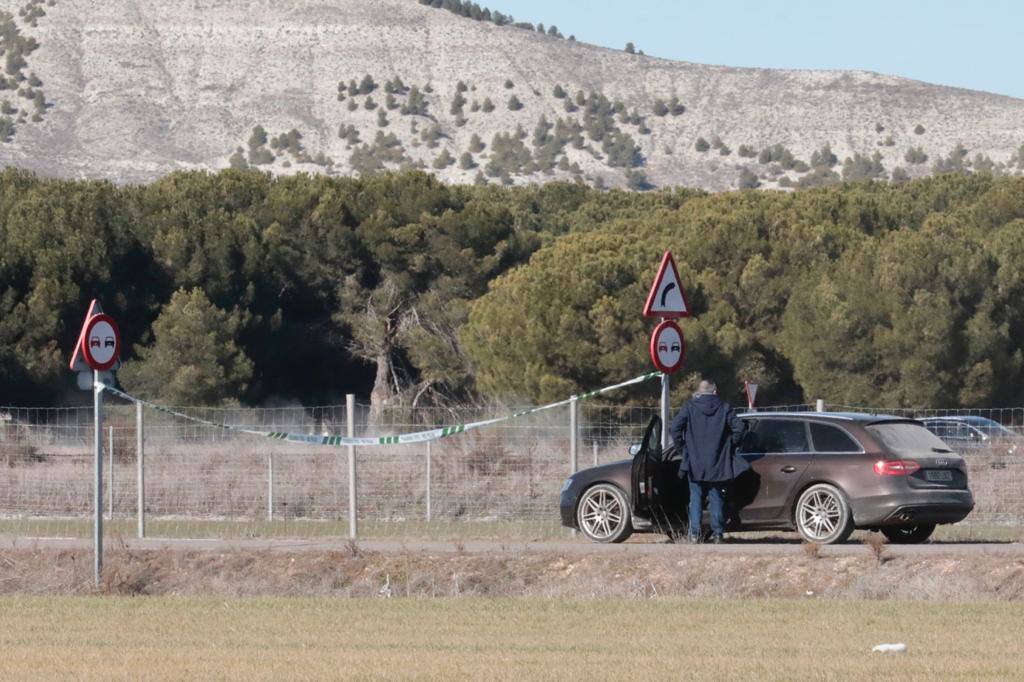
[1,598,1022,680]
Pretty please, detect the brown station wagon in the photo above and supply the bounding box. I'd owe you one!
[559,412,975,544]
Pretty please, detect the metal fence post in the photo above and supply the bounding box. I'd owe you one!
[108,425,114,519]
[93,371,103,587]
[570,396,579,475]
[425,440,432,522]
[136,402,145,539]
[347,394,357,539]
[593,441,599,467]
[267,453,274,522]
[816,399,825,413]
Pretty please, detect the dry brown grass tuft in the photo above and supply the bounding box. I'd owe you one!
[862,533,890,565]
[802,541,821,560]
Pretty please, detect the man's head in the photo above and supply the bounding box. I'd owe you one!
[696,379,717,396]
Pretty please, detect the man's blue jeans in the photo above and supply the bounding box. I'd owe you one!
[688,479,727,538]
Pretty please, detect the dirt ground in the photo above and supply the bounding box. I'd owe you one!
[2,544,1023,601]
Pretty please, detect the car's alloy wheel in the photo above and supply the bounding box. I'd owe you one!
[795,484,853,544]
[576,483,633,543]
[881,523,936,544]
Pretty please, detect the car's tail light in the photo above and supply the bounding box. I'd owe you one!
[874,459,921,476]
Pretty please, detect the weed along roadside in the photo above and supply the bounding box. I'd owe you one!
[1,545,1023,600]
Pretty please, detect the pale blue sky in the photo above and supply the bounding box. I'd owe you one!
[489,1,1022,99]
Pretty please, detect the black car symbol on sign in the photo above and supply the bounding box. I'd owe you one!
[104,336,115,348]
[670,342,680,353]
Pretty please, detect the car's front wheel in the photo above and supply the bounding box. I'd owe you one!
[576,483,633,543]
[795,483,854,544]
[881,523,935,544]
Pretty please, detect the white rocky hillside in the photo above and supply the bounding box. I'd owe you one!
[0,0,1022,190]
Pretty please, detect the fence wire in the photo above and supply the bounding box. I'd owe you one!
[0,401,1021,542]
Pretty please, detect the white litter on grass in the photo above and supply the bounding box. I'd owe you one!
[872,643,908,654]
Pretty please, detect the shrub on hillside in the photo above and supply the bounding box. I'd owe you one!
[904,147,928,165]
[433,148,455,169]
[758,144,798,170]
[842,151,887,181]
[738,168,760,189]
[810,144,837,168]
[401,86,429,116]
[358,74,376,95]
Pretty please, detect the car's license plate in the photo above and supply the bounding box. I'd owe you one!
[926,470,953,482]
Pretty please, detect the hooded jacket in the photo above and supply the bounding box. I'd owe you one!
[670,393,750,483]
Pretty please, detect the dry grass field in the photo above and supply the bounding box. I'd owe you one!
[1,597,1022,680]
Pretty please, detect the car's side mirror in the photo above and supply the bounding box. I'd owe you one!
[629,443,642,456]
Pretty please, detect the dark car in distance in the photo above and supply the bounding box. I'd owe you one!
[560,412,974,544]
[921,416,1020,458]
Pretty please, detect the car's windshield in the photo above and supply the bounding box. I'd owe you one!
[867,422,952,455]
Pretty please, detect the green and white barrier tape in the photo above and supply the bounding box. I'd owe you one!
[98,372,661,447]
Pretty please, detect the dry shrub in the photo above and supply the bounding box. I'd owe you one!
[802,541,821,560]
[862,533,890,565]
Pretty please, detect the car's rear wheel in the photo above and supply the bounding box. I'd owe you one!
[795,484,854,544]
[881,523,936,544]
[576,483,633,543]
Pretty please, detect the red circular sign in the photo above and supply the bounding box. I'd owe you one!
[650,320,685,374]
[81,314,121,371]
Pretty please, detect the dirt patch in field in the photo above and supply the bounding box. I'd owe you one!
[2,546,1023,601]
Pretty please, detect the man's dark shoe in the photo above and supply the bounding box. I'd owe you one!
[709,535,725,544]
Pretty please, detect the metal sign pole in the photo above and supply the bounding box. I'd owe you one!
[347,394,357,539]
[661,372,670,450]
[108,425,114,519]
[93,371,103,586]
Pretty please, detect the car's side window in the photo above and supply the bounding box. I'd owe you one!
[749,419,809,454]
[809,422,861,453]
[738,419,759,453]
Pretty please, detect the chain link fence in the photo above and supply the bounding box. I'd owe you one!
[1,399,1021,542]
[0,398,656,541]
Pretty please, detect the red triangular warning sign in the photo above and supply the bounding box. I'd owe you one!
[745,381,759,408]
[643,251,691,318]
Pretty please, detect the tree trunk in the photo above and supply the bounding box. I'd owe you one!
[368,351,395,425]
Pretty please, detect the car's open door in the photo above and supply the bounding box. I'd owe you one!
[630,416,662,516]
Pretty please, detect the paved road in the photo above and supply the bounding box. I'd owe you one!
[2,535,1021,557]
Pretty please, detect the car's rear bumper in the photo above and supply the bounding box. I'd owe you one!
[851,489,975,527]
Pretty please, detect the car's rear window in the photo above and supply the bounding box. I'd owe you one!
[810,422,861,453]
[866,422,952,456]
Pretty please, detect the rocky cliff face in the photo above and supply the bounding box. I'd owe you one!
[1,0,1022,189]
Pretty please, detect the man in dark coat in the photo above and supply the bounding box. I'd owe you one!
[670,379,749,543]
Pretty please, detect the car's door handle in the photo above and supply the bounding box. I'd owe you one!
[780,465,798,474]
